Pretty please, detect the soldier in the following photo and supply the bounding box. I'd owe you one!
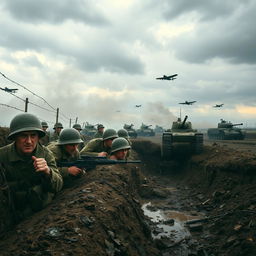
[50,122,63,142]
[94,124,105,138]
[80,128,118,157]
[0,113,63,221]
[47,128,84,187]
[72,123,90,150]
[117,129,132,159]
[109,137,131,160]
[39,121,50,146]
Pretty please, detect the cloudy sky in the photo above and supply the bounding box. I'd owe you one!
[0,0,255,130]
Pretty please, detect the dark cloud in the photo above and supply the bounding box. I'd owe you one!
[1,0,108,25]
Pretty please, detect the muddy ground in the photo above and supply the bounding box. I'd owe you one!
[0,128,256,255]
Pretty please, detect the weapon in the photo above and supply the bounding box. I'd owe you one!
[231,123,243,127]
[181,115,188,128]
[57,155,141,170]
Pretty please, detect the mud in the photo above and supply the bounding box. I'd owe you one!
[0,128,256,255]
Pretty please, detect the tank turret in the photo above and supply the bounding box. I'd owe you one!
[137,123,155,137]
[123,124,137,138]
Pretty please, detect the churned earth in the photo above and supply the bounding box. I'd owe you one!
[0,127,256,255]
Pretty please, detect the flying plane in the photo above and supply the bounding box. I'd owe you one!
[213,104,224,108]
[0,87,18,93]
[135,105,142,107]
[179,101,196,105]
[156,74,178,80]
[116,110,121,112]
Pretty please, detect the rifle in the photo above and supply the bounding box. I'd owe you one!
[57,155,141,170]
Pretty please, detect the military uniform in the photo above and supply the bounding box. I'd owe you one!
[50,132,59,142]
[0,142,63,219]
[40,131,50,146]
[80,138,111,156]
[93,131,103,138]
[47,143,80,186]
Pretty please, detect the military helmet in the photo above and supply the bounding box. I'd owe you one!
[57,128,83,145]
[117,129,129,139]
[103,128,118,140]
[73,123,82,130]
[41,121,48,128]
[8,113,45,140]
[111,137,131,154]
[54,122,63,129]
[97,124,104,129]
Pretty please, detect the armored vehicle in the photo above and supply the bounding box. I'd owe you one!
[161,116,203,160]
[81,122,97,137]
[207,119,245,140]
[154,125,164,134]
[137,123,155,137]
[123,124,137,138]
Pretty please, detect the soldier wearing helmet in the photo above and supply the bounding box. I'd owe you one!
[117,129,132,159]
[50,122,63,142]
[93,124,105,138]
[0,113,63,221]
[80,128,117,157]
[47,128,84,187]
[72,123,90,150]
[109,137,131,160]
[39,121,50,146]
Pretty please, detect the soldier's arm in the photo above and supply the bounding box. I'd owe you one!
[80,140,99,156]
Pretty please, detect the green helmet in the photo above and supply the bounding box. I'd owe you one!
[57,128,83,145]
[8,113,45,140]
[54,122,63,129]
[97,124,104,129]
[103,128,118,140]
[73,123,82,130]
[117,129,129,139]
[111,137,131,154]
[41,121,48,128]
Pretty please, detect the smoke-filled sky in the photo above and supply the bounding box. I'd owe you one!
[0,0,255,130]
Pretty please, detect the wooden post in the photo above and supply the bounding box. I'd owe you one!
[69,118,72,128]
[25,98,29,112]
[56,108,59,124]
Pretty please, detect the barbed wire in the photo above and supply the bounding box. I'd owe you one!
[0,71,56,111]
[0,103,24,112]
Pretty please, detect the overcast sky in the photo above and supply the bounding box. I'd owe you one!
[0,0,255,130]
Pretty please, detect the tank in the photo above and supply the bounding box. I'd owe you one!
[123,124,137,138]
[81,122,97,137]
[207,119,245,140]
[154,125,164,134]
[136,123,155,137]
[161,116,203,160]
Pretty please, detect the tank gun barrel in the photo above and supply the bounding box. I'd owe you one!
[181,115,188,128]
[232,123,243,126]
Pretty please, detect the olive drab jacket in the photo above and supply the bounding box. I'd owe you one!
[47,143,80,179]
[50,132,59,142]
[39,131,50,146]
[0,142,63,219]
[93,131,103,139]
[80,138,111,156]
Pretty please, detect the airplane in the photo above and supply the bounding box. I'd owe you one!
[135,105,142,107]
[179,101,196,105]
[116,110,121,112]
[156,74,178,80]
[0,87,18,93]
[213,104,224,108]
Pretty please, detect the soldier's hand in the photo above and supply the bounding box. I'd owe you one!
[98,152,108,157]
[68,166,84,176]
[32,156,51,175]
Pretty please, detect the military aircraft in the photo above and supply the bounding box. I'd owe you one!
[179,101,196,105]
[116,110,121,112]
[156,74,178,80]
[135,105,142,107]
[213,104,224,108]
[0,87,18,93]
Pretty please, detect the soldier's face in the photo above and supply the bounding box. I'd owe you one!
[56,128,62,134]
[42,126,48,131]
[104,138,114,148]
[98,128,104,133]
[114,149,129,160]
[64,144,79,156]
[15,131,39,155]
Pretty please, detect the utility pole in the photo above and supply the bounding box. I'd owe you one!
[75,117,78,124]
[25,98,29,112]
[56,108,59,124]
[69,118,72,128]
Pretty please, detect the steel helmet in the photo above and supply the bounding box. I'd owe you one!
[8,113,45,140]
[41,121,48,128]
[54,122,63,129]
[117,129,129,139]
[57,128,83,145]
[111,137,131,154]
[73,123,82,130]
[97,124,104,129]
[103,129,118,140]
